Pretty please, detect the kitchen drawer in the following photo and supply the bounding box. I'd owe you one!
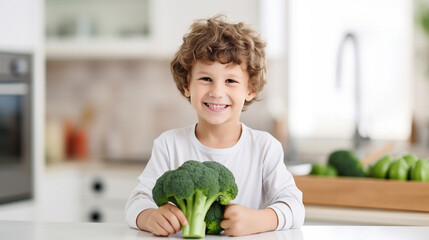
[82,174,139,200]
[82,176,136,223]
[83,199,127,223]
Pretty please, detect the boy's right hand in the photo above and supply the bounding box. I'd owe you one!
[136,203,188,237]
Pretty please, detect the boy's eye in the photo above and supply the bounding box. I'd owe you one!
[226,79,237,84]
[200,77,211,82]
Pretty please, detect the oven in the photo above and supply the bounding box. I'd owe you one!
[0,52,33,204]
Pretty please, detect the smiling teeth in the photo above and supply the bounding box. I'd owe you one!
[207,103,227,110]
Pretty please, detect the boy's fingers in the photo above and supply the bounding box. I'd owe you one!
[223,203,237,215]
[162,210,181,232]
[156,217,175,234]
[170,206,188,226]
[152,222,169,236]
[220,219,230,229]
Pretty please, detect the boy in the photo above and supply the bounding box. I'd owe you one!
[125,15,304,237]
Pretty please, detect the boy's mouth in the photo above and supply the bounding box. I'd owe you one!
[204,103,229,112]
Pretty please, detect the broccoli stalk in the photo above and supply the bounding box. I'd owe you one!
[181,190,212,237]
[152,160,238,239]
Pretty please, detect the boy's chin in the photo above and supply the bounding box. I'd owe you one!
[199,117,239,127]
[201,119,227,126]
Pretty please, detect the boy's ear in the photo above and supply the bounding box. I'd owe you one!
[246,89,256,102]
[183,86,191,97]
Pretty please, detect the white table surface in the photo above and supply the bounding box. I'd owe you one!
[1,220,429,240]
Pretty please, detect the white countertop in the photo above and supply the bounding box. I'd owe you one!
[1,221,429,240]
[304,205,429,225]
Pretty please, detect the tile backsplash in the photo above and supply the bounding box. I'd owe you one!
[46,59,275,162]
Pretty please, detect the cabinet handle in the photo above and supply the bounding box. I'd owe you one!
[90,210,102,222]
[92,180,104,193]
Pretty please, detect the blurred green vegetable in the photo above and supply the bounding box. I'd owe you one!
[416,3,429,36]
[310,163,325,175]
[324,165,338,176]
[387,158,409,181]
[368,155,392,179]
[410,159,429,182]
[327,150,366,177]
[403,153,418,168]
[310,163,338,177]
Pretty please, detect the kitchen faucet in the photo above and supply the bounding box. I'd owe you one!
[336,32,369,155]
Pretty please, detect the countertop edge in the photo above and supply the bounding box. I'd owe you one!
[305,205,429,225]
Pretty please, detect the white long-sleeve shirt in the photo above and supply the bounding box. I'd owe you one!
[125,123,305,230]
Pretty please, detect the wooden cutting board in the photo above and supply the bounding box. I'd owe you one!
[294,175,429,212]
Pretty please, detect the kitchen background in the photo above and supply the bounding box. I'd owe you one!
[1,0,429,225]
[44,0,278,164]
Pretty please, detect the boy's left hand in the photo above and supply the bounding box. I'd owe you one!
[220,204,278,237]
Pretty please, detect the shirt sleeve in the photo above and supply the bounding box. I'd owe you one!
[125,137,170,229]
[262,138,305,230]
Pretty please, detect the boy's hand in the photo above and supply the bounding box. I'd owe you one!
[221,204,278,237]
[136,203,188,237]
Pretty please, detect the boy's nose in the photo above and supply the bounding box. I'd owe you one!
[209,83,225,98]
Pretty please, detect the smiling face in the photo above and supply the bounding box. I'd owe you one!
[184,60,256,128]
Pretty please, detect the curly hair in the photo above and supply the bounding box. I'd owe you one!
[170,15,267,109]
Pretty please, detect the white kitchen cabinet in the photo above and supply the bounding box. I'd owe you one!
[80,163,144,223]
[0,164,81,222]
[39,166,84,222]
[0,201,36,221]
[40,162,145,223]
[45,0,260,59]
[45,0,155,59]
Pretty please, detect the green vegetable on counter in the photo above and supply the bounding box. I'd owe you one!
[327,150,366,177]
[410,159,429,182]
[152,160,238,238]
[368,154,392,179]
[310,163,338,177]
[319,150,429,182]
[387,157,409,181]
[403,153,418,168]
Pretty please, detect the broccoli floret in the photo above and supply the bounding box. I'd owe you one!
[205,201,225,235]
[327,150,366,177]
[204,201,225,235]
[152,160,238,239]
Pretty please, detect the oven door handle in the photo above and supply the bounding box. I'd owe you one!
[0,83,28,95]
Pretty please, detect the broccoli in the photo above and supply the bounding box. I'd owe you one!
[204,201,225,235]
[327,150,366,177]
[152,160,238,238]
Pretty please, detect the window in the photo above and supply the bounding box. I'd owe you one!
[288,0,413,140]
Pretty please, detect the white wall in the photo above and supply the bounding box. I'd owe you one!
[0,0,40,51]
[151,0,260,57]
[414,0,429,147]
